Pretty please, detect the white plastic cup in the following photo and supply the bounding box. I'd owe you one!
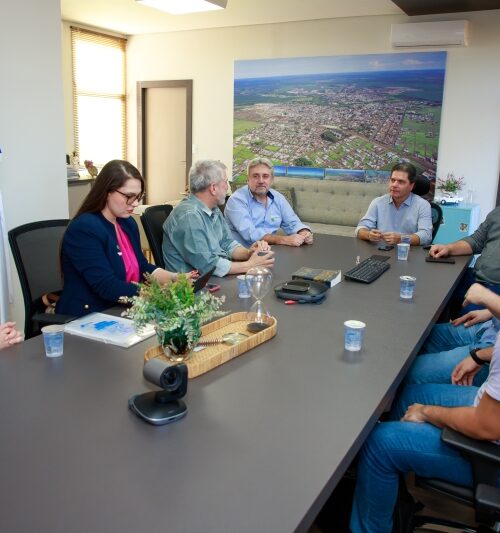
[344,320,366,352]
[41,325,65,357]
[400,276,416,300]
[397,242,410,261]
[237,275,251,298]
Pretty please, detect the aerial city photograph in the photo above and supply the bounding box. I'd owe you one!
[233,51,447,184]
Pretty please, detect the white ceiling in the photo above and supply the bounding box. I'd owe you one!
[61,0,404,36]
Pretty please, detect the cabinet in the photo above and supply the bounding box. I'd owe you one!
[434,203,480,244]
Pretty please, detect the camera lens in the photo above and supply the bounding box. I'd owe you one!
[161,367,182,391]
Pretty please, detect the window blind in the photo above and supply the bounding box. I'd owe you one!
[71,27,127,166]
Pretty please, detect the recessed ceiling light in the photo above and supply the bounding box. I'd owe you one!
[136,0,227,15]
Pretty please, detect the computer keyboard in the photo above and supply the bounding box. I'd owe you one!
[344,256,391,284]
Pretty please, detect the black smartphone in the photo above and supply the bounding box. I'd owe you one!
[425,256,456,264]
[422,245,432,250]
[377,244,394,251]
[205,283,221,292]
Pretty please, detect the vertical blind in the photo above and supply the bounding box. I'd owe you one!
[71,27,127,166]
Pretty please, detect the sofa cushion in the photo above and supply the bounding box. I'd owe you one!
[274,177,387,227]
[308,222,356,237]
[273,187,295,209]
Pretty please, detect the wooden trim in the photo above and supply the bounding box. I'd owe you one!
[137,80,193,202]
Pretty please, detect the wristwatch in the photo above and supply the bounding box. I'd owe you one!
[469,348,487,366]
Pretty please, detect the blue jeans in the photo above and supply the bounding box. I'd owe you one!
[405,321,492,386]
[350,384,478,533]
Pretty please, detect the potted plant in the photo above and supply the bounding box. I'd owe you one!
[126,274,226,362]
[435,173,465,205]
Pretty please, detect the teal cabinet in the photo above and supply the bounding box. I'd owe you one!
[434,203,480,244]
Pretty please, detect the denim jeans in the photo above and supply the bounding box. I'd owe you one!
[350,384,479,533]
[404,321,492,386]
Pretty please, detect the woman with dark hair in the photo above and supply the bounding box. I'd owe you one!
[56,160,182,317]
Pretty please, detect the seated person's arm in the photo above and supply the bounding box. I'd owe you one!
[413,201,433,246]
[452,347,493,386]
[64,222,147,302]
[403,391,500,441]
[429,239,473,258]
[355,200,381,241]
[279,199,313,245]
[464,283,500,318]
[452,309,493,328]
[226,244,275,275]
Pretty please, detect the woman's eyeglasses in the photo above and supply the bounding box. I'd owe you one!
[113,190,145,205]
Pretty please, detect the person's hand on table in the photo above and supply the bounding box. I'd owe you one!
[298,229,314,245]
[251,240,271,253]
[381,232,400,245]
[248,249,275,269]
[429,244,450,258]
[367,229,382,242]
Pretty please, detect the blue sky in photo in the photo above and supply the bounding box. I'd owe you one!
[235,52,447,79]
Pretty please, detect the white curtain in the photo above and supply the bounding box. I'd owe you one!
[0,190,13,322]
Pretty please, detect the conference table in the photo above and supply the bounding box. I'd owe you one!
[0,235,470,533]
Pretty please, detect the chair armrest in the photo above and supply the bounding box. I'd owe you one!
[442,428,500,466]
[32,313,76,326]
[476,484,500,514]
[442,427,500,487]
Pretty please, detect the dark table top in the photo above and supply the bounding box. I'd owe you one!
[0,235,470,533]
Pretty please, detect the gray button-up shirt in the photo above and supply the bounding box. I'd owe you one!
[163,195,241,277]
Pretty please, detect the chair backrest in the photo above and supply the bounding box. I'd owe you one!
[430,201,443,242]
[8,219,69,339]
[140,205,173,269]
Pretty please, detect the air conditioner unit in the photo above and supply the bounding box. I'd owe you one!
[391,20,469,48]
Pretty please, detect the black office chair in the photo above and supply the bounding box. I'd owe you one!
[413,176,443,242]
[8,219,75,339]
[140,204,173,269]
[396,427,500,532]
[429,201,443,241]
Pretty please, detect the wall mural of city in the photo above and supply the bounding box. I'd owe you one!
[233,51,447,184]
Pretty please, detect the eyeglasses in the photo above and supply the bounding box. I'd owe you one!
[113,190,145,205]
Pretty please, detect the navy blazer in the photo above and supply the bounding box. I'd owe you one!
[56,212,156,317]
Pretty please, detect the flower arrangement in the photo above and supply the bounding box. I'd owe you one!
[436,173,465,194]
[126,274,226,361]
[84,159,98,178]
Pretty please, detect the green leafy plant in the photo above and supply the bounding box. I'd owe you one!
[436,173,465,194]
[125,274,226,355]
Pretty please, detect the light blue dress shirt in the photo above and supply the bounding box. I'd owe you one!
[355,192,433,245]
[162,195,241,277]
[224,185,309,246]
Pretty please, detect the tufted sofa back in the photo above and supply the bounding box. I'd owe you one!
[274,177,387,227]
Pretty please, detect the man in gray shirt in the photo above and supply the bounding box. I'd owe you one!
[430,205,500,313]
[356,162,432,246]
[162,160,274,277]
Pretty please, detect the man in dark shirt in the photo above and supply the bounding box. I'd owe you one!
[430,206,500,313]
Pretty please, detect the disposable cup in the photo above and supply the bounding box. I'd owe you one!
[41,325,65,357]
[237,275,251,298]
[400,276,416,300]
[397,242,410,261]
[344,320,366,352]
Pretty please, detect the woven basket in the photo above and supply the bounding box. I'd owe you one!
[144,312,277,378]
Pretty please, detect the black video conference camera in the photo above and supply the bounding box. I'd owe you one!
[129,358,188,425]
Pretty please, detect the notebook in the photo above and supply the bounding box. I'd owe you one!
[65,312,155,348]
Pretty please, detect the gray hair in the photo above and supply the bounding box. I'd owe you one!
[189,160,227,193]
[247,157,274,177]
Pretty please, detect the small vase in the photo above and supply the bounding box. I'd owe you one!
[156,326,197,363]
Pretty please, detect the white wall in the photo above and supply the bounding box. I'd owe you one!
[0,0,68,325]
[127,11,500,219]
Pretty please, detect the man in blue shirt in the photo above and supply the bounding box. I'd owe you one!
[163,160,274,277]
[224,157,313,247]
[355,162,432,246]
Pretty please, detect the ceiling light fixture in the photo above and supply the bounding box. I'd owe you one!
[136,0,227,15]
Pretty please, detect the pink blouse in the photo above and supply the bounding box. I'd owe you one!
[115,223,140,283]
